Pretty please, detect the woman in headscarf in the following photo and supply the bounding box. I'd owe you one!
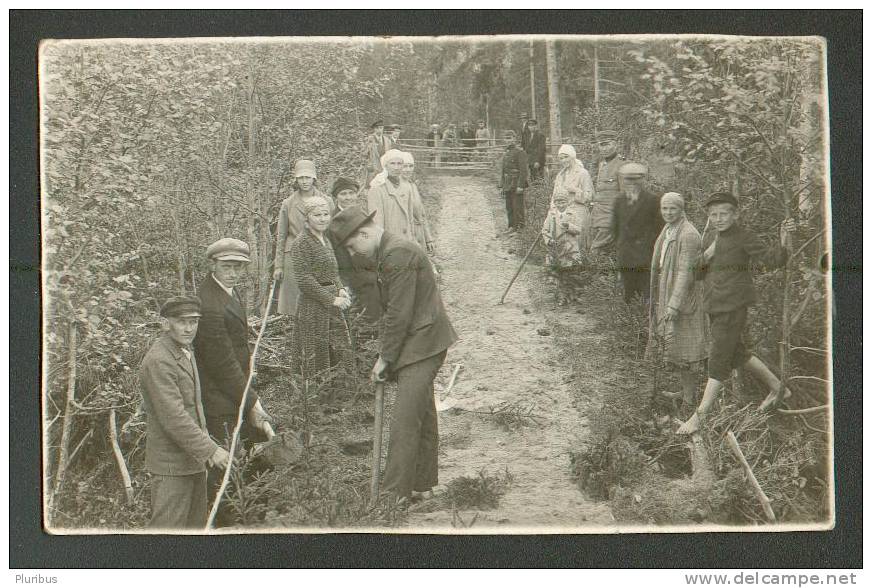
[551,144,594,253]
[400,151,435,253]
[647,192,709,411]
[289,198,351,376]
[274,159,335,316]
[366,149,426,245]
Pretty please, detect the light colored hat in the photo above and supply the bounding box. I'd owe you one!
[618,162,648,178]
[381,149,405,166]
[558,144,576,159]
[401,151,415,165]
[661,192,685,209]
[302,197,330,216]
[293,159,317,179]
[205,238,251,262]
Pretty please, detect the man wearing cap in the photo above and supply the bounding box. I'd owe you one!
[499,130,529,232]
[521,119,547,180]
[140,296,230,528]
[459,121,476,161]
[365,120,392,188]
[591,130,626,252]
[388,124,402,148]
[426,123,442,167]
[677,193,796,435]
[330,208,458,505]
[193,238,272,516]
[610,162,664,304]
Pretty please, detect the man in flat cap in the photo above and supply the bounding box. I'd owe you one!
[364,120,392,188]
[591,130,626,253]
[611,162,664,304]
[140,296,230,529]
[677,192,796,435]
[193,238,272,520]
[330,208,458,506]
[521,119,547,180]
[499,130,529,232]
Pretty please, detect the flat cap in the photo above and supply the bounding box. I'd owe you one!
[205,237,251,262]
[704,192,739,208]
[330,207,377,246]
[160,295,202,318]
[596,129,619,141]
[371,119,384,129]
[519,112,529,119]
[618,162,648,177]
[527,119,539,125]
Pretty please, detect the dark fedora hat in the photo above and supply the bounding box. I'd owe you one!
[330,207,377,246]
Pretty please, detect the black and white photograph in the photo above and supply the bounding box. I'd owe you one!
[38,32,834,535]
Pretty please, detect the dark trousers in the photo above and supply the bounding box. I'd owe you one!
[620,268,650,304]
[149,471,208,529]
[504,190,525,229]
[204,415,259,526]
[707,306,752,382]
[383,350,447,499]
[529,163,542,180]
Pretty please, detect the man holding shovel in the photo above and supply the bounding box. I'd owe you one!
[330,208,458,506]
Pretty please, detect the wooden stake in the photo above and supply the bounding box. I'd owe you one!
[109,409,134,504]
[499,233,543,305]
[726,431,776,523]
[370,381,386,505]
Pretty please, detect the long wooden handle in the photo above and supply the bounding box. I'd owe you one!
[499,233,543,304]
[206,281,276,529]
[726,431,776,523]
[370,381,386,505]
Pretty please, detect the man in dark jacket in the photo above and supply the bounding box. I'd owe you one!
[459,121,476,161]
[330,208,458,505]
[193,238,272,518]
[499,130,529,232]
[140,296,230,528]
[521,119,547,180]
[677,192,796,435]
[591,130,625,252]
[611,162,664,304]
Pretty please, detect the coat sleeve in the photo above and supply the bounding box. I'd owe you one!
[275,201,289,269]
[668,229,701,312]
[541,208,556,242]
[378,247,419,367]
[195,298,256,414]
[142,355,219,463]
[411,185,433,243]
[563,208,582,235]
[579,168,594,204]
[291,237,338,308]
[367,187,385,228]
[518,150,529,188]
[744,230,788,270]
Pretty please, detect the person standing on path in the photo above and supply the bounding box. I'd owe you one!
[474,120,491,160]
[551,144,594,250]
[290,199,352,377]
[677,192,796,435]
[364,120,392,188]
[522,119,547,181]
[193,238,273,524]
[140,296,230,529]
[646,193,709,412]
[367,149,431,246]
[499,130,529,232]
[401,151,436,254]
[329,207,458,505]
[459,121,476,161]
[426,123,442,167]
[591,130,626,253]
[273,159,336,317]
[611,162,664,304]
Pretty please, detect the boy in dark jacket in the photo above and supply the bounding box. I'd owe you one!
[677,192,796,435]
[499,130,529,231]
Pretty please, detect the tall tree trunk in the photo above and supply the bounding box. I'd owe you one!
[593,44,600,123]
[529,41,536,119]
[545,40,562,145]
[245,61,260,311]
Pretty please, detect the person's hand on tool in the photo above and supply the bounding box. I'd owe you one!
[664,306,679,322]
[207,446,230,469]
[247,399,273,431]
[273,268,283,281]
[371,356,389,383]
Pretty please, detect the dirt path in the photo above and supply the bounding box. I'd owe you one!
[406,174,614,531]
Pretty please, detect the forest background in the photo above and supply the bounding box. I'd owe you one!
[38,35,831,529]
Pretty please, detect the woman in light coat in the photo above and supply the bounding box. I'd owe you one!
[647,192,709,409]
[273,159,335,316]
[400,151,435,253]
[366,149,431,248]
[551,144,594,253]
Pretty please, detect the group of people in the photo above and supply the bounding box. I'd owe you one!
[500,128,797,436]
[425,120,492,163]
[140,137,452,529]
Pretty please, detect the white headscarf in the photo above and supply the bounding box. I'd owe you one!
[558,144,576,159]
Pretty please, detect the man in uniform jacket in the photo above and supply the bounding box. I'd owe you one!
[521,119,547,180]
[364,120,392,188]
[140,296,229,528]
[193,238,272,518]
[499,130,529,231]
[330,208,458,504]
[591,130,626,252]
[611,162,664,304]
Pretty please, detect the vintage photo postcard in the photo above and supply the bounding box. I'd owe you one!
[39,33,833,535]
